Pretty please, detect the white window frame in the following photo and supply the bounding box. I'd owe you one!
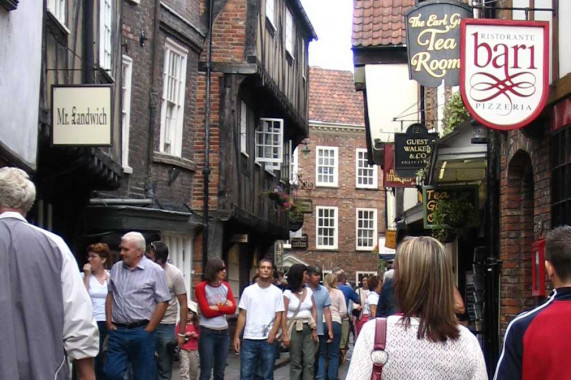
[266,0,275,28]
[121,55,133,173]
[99,0,112,72]
[160,38,188,157]
[240,100,248,156]
[356,208,378,251]
[316,146,338,187]
[48,0,66,26]
[285,8,294,55]
[356,148,377,189]
[255,118,283,171]
[316,206,338,250]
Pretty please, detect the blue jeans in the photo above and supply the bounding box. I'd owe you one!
[240,339,276,380]
[103,326,156,380]
[317,322,342,380]
[155,324,176,380]
[199,327,229,380]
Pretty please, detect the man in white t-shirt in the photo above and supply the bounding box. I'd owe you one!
[234,258,285,380]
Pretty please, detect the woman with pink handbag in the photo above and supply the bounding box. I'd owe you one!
[346,236,487,380]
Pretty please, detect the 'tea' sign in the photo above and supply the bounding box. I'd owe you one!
[460,19,549,130]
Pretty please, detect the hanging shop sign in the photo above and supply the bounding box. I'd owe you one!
[423,185,479,229]
[383,144,416,187]
[290,234,309,250]
[384,230,397,250]
[295,199,314,214]
[460,19,549,130]
[52,85,112,146]
[405,0,472,87]
[394,123,438,178]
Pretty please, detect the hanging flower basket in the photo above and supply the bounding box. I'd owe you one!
[431,197,478,242]
[432,197,478,229]
[265,185,292,208]
[433,228,457,243]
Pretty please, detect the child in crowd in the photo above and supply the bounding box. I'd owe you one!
[176,301,200,380]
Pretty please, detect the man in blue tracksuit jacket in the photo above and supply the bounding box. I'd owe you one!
[494,225,571,380]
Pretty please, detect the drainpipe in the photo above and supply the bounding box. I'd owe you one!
[84,0,94,84]
[203,0,214,275]
[482,3,502,374]
[147,0,162,182]
[484,128,501,373]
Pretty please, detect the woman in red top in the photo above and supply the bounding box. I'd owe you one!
[194,258,236,380]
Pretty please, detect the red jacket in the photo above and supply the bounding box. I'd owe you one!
[194,281,237,319]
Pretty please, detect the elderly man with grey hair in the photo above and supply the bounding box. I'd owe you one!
[0,167,99,380]
[104,231,171,380]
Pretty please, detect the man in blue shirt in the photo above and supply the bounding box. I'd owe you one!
[105,232,171,380]
[307,266,333,380]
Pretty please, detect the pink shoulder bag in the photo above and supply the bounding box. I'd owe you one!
[370,318,388,380]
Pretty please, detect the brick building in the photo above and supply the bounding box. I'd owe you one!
[86,0,316,296]
[187,0,316,297]
[283,67,384,284]
[79,0,205,292]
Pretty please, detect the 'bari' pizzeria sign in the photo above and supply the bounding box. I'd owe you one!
[460,19,549,130]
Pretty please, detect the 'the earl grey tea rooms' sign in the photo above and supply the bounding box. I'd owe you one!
[405,0,472,87]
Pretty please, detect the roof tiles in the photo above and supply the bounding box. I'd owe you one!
[352,0,415,48]
[309,67,364,126]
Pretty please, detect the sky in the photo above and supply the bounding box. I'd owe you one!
[300,0,354,72]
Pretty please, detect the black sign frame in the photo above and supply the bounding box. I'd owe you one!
[394,123,438,178]
[290,234,308,250]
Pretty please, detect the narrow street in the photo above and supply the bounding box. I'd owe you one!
[172,344,353,380]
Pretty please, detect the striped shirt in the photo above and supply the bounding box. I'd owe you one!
[109,255,171,324]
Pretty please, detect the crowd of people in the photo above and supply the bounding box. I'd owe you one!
[3,165,571,380]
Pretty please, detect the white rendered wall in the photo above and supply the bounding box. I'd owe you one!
[0,4,43,169]
[403,188,419,211]
[365,64,419,143]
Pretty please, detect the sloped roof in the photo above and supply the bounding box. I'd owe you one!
[289,0,318,40]
[309,67,364,126]
[352,0,415,48]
